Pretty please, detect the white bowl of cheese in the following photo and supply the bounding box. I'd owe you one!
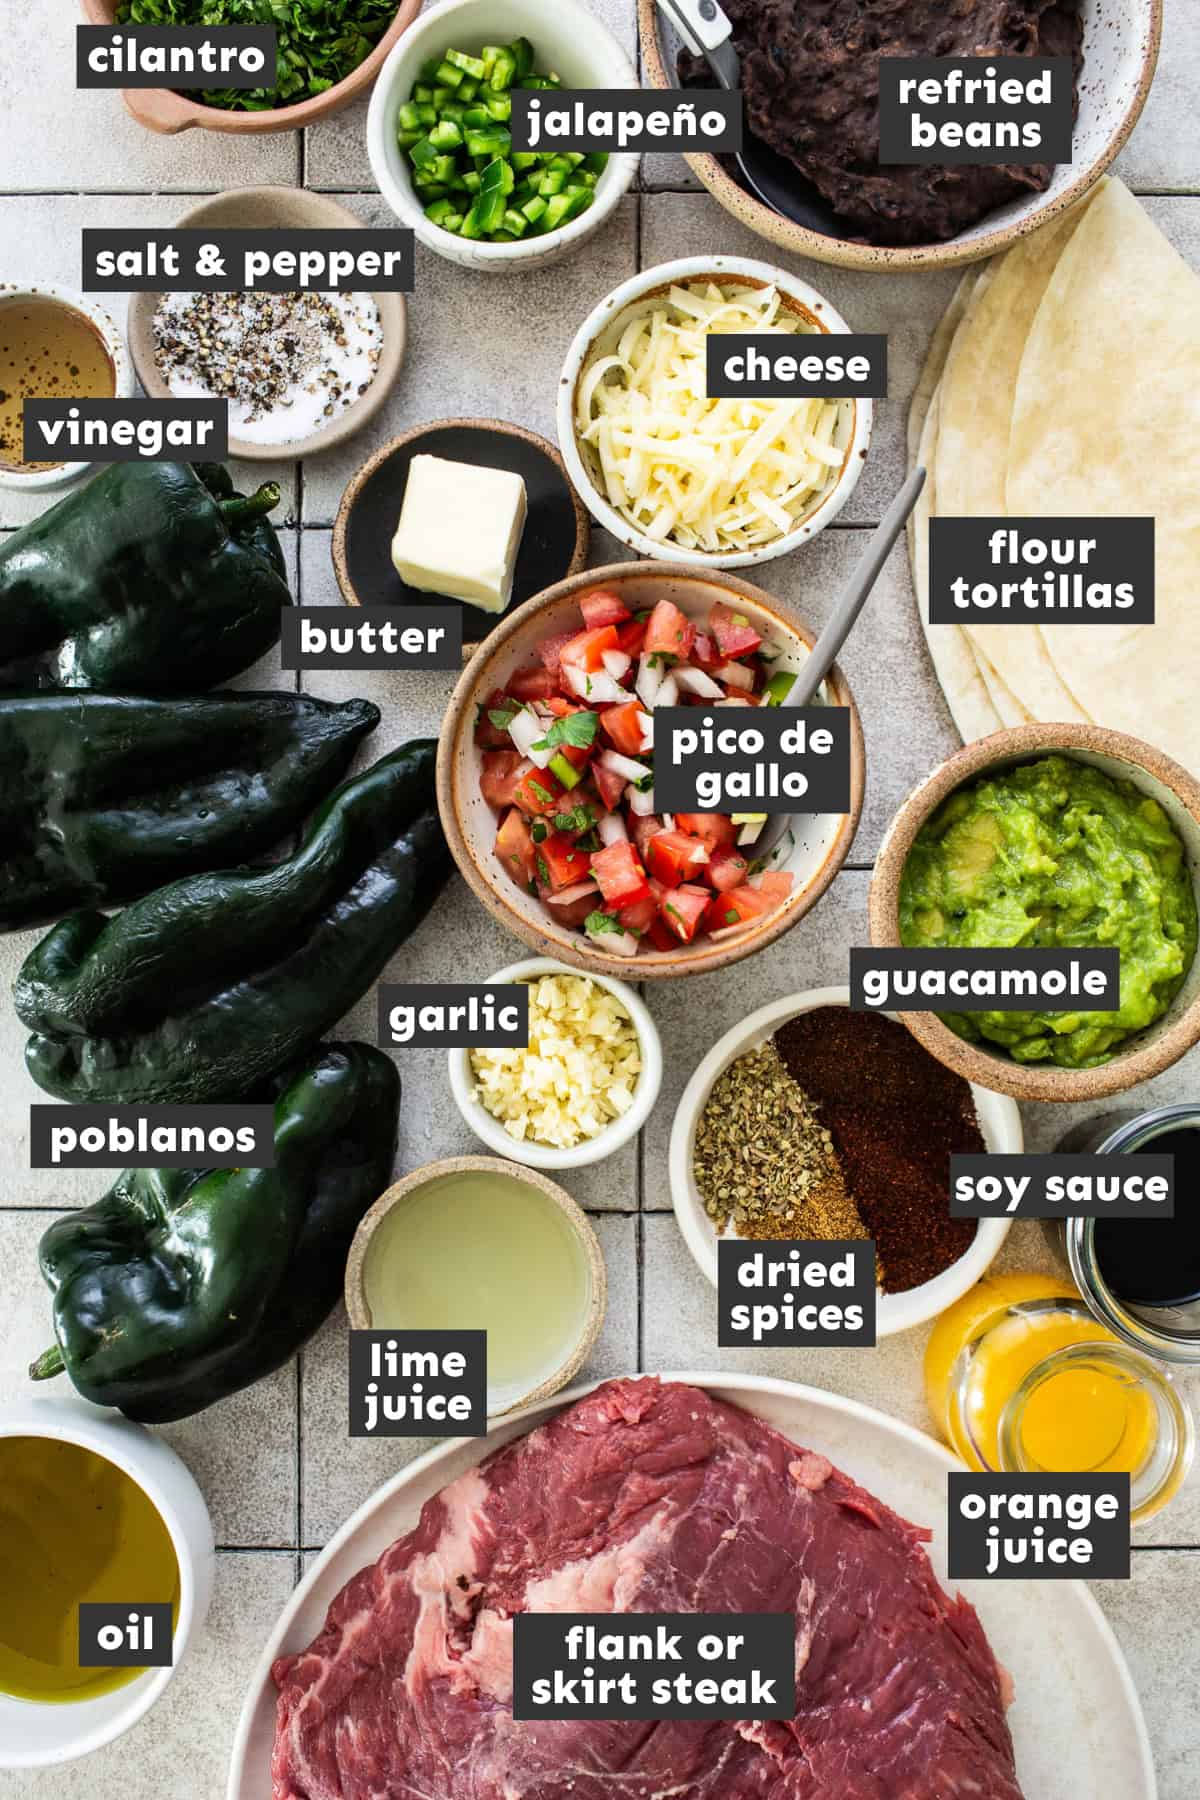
[558,256,872,571]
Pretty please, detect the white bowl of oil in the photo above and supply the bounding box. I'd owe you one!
[0,1397,214,1768]
[345,1155,607,1418]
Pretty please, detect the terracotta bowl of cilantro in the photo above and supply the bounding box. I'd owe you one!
[437,563,865,978]
[80,1,423,136]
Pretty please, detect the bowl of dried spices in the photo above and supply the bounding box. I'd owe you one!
[669,987,1023,1337]
[127,188,407,462]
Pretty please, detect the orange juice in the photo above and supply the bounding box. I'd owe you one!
[926,1274,1154,1476]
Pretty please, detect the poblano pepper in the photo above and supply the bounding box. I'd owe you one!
[0,691,379,930]
[16,740,449,1104]
[0,461,291,692]
[29,1041,399,1422]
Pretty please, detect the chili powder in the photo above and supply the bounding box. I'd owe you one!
[774,1007,983,1293]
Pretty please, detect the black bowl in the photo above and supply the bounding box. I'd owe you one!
[333,419,590,651]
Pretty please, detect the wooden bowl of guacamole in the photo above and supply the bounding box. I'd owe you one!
[869,724,1200,1102]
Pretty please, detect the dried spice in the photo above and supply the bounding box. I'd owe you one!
[693,1041,869,1244]
[775,1008,982,1293]
[153,291,382,446]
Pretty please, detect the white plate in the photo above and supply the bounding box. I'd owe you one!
[227,1372,1154,1800]
[669,986,1024,1335]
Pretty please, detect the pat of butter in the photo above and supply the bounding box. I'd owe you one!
[391,454,528,613]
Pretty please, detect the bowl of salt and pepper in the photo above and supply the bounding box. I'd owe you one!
[127,188,407,462]
[669,986,1022,1335]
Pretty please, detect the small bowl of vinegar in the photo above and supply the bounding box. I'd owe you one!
[0,284,133,493]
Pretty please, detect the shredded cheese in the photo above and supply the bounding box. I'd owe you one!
[575,282,845,555]
[470,974,642,1150]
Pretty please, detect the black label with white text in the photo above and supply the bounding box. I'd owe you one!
[707,333,888,400]
[512,1614,796,1721]
[348,1331,487,1438]
[951,1153,1175,1220]
[377,984,529,1049]
[281,607,462,672]
[83,230,414,294]
[878,56,1074,165]
[948,1475,1131,1581]
[654,707,852,816]
[79,1604,174,1669]
[850,948,1120,1013]
[30,1104,275,1170]
[928,518,1155,625]
[718,1241,876,1348]
[511,88,742,155]
[77,25,276,89]
[23,399,227,465]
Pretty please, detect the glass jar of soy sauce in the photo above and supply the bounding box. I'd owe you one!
[1054,1104,1200,1365]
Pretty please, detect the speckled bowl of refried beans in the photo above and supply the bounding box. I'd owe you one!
[638,0,1161,270]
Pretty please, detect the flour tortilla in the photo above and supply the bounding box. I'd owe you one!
[971,643,1034,728]
[909,268,1009,741]
[936,196,1103,723]
[1008,180,1200,773]
[911,382,1003,742]
[908,268,979,462]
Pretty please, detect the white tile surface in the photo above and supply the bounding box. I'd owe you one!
[1,11,1198,1795]
[0,6,300,194]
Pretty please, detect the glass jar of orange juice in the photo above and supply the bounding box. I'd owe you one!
[925,1273,1194,1524]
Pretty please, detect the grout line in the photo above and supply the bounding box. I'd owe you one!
[213,1544,302,1556]
[636,1208,645,1375]
[294,1348,304,1556]
[3,185,1199,202]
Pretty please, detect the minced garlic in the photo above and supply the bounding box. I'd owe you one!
[470,974,642,1149]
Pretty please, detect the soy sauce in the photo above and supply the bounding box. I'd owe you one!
[1093,1128,1200,1307]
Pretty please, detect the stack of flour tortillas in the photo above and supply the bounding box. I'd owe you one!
[909,178,1200,772]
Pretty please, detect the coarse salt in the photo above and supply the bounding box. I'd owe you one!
[153,290,383,447]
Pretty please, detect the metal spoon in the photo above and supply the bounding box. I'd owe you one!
[748,467,927,863]
[654,0,847,235]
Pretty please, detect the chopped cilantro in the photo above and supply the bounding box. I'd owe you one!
[584,910,623,935]
[552,803,597,834]
[533,710,599,753]
[487,703,520,730]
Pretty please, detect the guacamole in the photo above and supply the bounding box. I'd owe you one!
[899,755,1198,1068]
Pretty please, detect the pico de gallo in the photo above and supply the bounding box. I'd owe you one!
[474,587,799,956]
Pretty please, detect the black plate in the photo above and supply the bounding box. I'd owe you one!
[334,420,589,651]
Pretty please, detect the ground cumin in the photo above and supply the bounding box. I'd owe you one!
[774,1007,983,1293]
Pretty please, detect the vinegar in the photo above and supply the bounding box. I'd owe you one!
[0,296,115,471]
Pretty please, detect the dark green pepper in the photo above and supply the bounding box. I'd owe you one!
[16,741,450,1104]
[0,691,379,930]
[0,462,291,692]
[29,1041,399,1422]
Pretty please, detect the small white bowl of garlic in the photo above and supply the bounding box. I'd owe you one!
[557,255,873,571]
[449,958,662,1170]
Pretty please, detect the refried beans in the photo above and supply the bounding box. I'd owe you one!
[680,0,1084,245]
